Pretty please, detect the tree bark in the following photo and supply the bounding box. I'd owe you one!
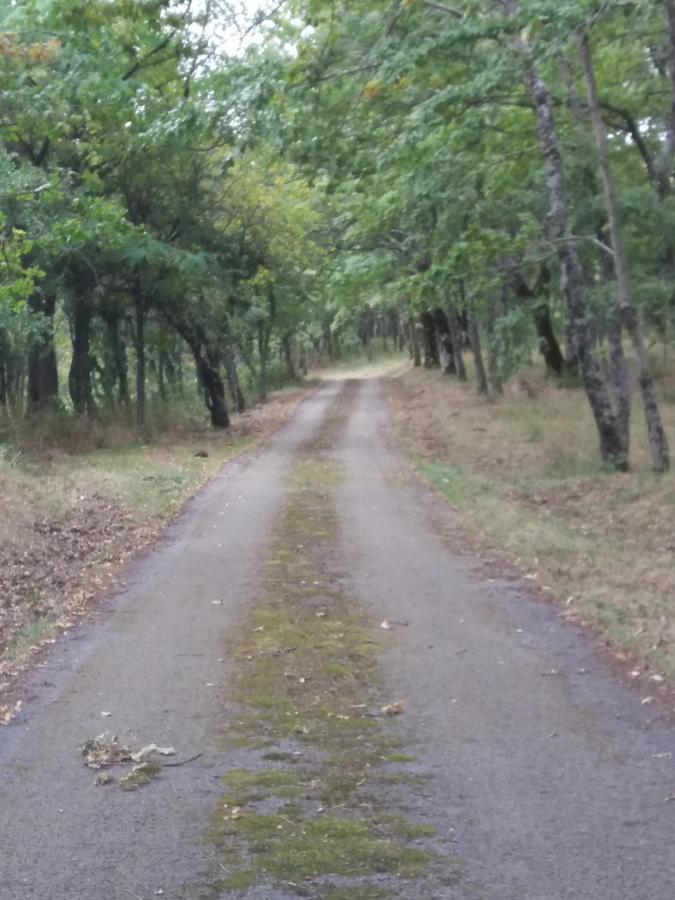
[28,292,59,410]
[606,313,631,459]
[224,347,246,413]
[299,343,308,376]
[657,1,675,199]
[410,320,422,368]
[421,311,439,368]
[257,320,269,400]
[195,351,229,428]
[464,291,488,394]
[68,284,96,417]
[446,302,467,381]
[486,293,503,395]
[533,304,565,375]
[132,280,147,435]
[501,0,626,468]
[580,31,669,472]
[282,335,296,380]
[433,309,456,375]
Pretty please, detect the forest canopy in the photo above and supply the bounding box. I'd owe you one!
[3,0,675,471]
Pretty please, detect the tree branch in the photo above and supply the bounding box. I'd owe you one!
[423,0,463,18]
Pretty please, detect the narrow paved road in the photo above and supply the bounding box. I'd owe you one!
[2,378,675,899]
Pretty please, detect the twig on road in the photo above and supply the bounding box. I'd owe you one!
[162,752,203,768]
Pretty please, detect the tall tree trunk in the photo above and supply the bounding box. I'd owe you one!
[606,313,631,459]
[465,292,488,394]
[486,293,503,395]
[224,347,246,413]
[658,1,675,199]
[580,32,669,472]
[282,335,296,380]
[258,321,269,400]
[68,286,96,417]
[28,292,59,410]
[421,311,439,368]
[446,302,467,381]
[195,351,229,428]
[533,304,565,375]
[299,343,308,376]
[158,349,168,403]
[410,320,422,368]
[132,280,147,435]
[433,309,456,375]
[0,358,7,411]
[501,0,625,468]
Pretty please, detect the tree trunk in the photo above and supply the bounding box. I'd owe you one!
[195,352,229,428]
[421,311,439,368]
[258,320,268,400]
[158,349,168,403]
[580,32,669,472]
[533,304,565,375]
[0,358,7,410]
[282,335,296,381]
[224,347,246,413]
[68,286,96,417]
[28,292,59,410]
[465,295,488,394]
[606,313,631,459]
[658,1,675,199]
[132,280,147,435]
[485,293,503,395]
[501,0,626,468]
[446,302,467,381]
[410,320,422,368]
[299,343,308,376]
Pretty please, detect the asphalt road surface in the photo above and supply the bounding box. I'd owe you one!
[2,378,675,899]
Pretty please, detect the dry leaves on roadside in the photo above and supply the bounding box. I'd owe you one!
[0,700,22,725]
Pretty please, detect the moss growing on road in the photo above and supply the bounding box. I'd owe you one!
[205,388,452,897]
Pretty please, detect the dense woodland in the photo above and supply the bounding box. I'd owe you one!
[2,0,675,470]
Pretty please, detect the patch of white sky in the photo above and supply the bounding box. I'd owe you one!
[192,0,295,58]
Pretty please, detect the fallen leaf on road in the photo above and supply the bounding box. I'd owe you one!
[381,701,405,716]
[95,772,114,786]
[130,744,176,763]
[100,711,112,717]
[119,761,161,791]
[641,697,654,705]
[380,619,409,630]
[0,700,22,725]
[81,733,132,768]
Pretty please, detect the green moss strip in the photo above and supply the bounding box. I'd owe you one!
[205,396,450,897]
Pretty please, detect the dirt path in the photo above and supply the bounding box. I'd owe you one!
[2,378,675,899]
